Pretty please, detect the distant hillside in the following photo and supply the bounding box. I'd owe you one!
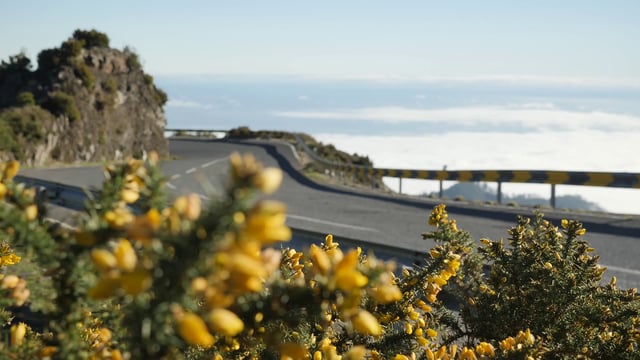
[429,182,604,212]
[0,29,168,165]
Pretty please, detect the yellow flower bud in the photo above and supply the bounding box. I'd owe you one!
[91,249,117,271]
[344,345,366,360]
[254,167,283,194]
[191,277,208,292]
[310,244,331,275]
[2,274,20,289]
[352,310,382,336]
[370,284,402,304]
[3,161,20,181]
[120,269,152,295]
[10,323,26,347]
[0,183,7,199]
[120,188,139,204]
[114,239,137,271]
[405,322,413,335]
[24,204,38,221]
[177,313,215,347]
[426,328,438,338]
[209,308,244,336]
[280,342,308,359]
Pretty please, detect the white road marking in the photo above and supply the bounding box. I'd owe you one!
[198,193,209,200]
[170,174,181,180]
[602,264,640,276]
[186,167,197,174]
[166,182,176,190]
[201,157,228,168]
[288,214,379,233]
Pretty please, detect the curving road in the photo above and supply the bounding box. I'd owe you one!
[21,138,640,288]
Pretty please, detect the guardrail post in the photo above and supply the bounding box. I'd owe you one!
[439,180,443,198]
[399,177,402,194]
[550,184,556,208]
[497,181,502,204]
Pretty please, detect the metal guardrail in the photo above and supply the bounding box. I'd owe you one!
[166,128,640,207]
[15,175,96,211]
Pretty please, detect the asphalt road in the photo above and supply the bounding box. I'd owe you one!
[21,138,640,289]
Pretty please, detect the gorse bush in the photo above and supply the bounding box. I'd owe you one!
[0,155,638,359]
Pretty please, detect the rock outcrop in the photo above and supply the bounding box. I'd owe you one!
[0,29,168,166]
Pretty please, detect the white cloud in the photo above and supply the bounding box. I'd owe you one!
[274,105,640,132]
[298,74,640,88]
[166,99,214,109]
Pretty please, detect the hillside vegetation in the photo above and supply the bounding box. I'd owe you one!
[0,29,168,166]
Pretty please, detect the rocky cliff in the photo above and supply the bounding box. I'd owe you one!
[0,29,168,166]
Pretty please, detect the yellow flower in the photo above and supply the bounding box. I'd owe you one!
[499,337,516,351]
[177,312,215,348]
[2,274,19,289]
[91,249,117,271]
[173,193,201,221]
[243,200,291,244]
[576,228,587,236]
[334,249,368,290]
[2,161,20,181]
[114,238,137,271]
[0,253,21,266]
[310,244,331,275]
[25,204,38,221]
[475,342,495,356]
[191,277,208,292]
[280,342,308,360]
[370,284,402,303]
[343,345,366,360]
[459,347,477,360]
[0,183,7,199]
[351,310,382,336]
[10,323,26,347]
[426,328,437,338]
[208,308,244,336]
[104,207,134,228]
[561,219,569,229]
[120,269,152,295]
[516,329,535,346]
[120,188,139,204]
[254,167,283,194]
[404,322,413,335]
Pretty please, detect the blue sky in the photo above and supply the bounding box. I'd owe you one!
[2,1,639,80]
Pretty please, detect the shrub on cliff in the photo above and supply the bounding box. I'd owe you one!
[72,29,110,49]
[15,92,35,107]
[0,155,637,359]
[41,91,80,122]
